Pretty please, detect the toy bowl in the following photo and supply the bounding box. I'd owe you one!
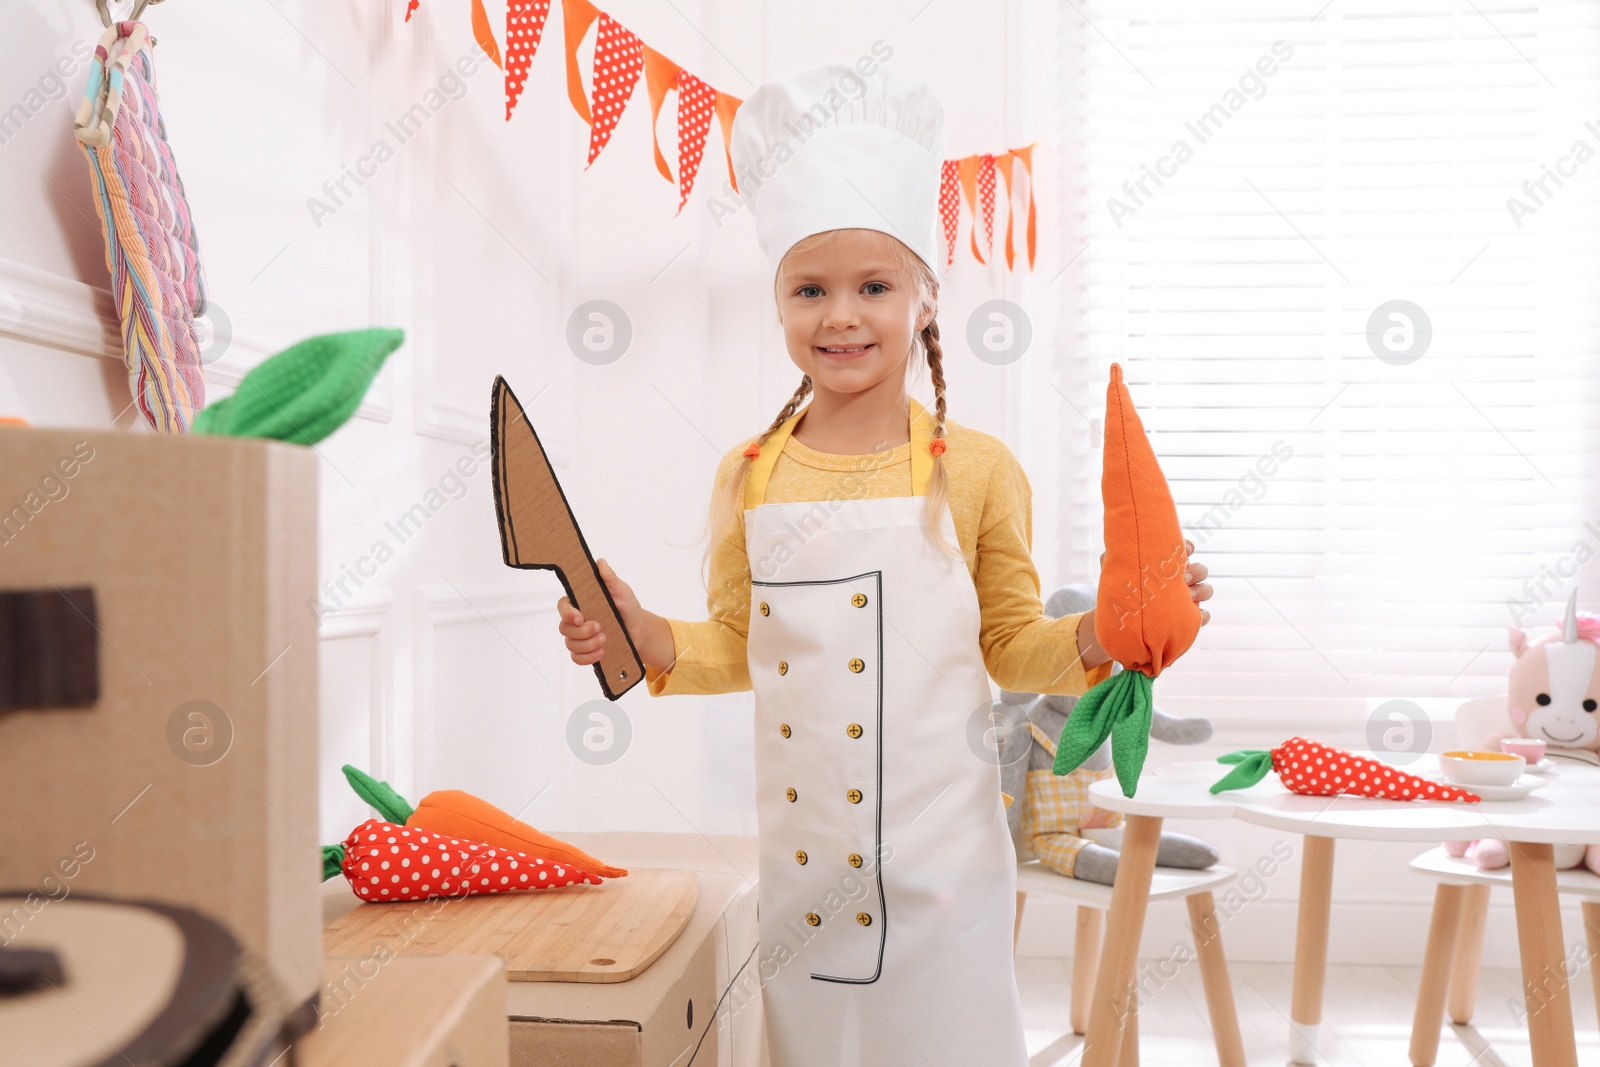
[1441,750,1526,787]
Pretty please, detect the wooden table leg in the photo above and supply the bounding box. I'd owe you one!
[1014,890,1027,951]
[1186,890,1246,1067]
[1081,813,1163,1067]
[1073,906,1104,1036]
[1509,841,1577,1067]
[1408,882,1466,1067]
[1448,882,1491,1025]
[1119,979,1139,1067]
[1289,835,1335,1065]
[1584,902,1600,1033]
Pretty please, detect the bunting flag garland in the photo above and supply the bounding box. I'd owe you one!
[407,0,1037,269]
[978,153,996,257]
[505,0,551,120]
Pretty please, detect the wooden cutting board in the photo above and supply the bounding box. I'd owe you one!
[322,868,698,983]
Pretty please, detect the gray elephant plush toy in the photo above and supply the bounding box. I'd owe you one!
[997,583,1220,885]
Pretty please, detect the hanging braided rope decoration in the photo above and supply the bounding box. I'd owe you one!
[75,10,207,433]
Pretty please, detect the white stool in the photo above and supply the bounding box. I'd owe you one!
[1407,845,1600,1067]
[1405,693,1600,1066]
[1014,856,1246,1067]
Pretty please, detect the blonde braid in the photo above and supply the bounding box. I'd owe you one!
[920,320,962,561]
[763,374,814,444]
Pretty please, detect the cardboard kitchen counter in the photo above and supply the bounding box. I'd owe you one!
[0,426,321,1033]
[293,953,507,1067]
[322,832,760,1067]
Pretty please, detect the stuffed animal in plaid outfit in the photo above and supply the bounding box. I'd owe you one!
[997,584,1220,885]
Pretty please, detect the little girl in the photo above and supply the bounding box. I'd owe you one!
[557,63,1211,1066]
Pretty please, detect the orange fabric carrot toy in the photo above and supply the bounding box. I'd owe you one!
[1054,363,1204,796]
[341,765,628,879]
[408,789,629,879]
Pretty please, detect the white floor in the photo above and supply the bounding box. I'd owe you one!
[1017,957,1600,1067]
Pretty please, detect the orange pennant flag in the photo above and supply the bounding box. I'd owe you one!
[994,151,1017,270]
[563,0,601,125]
[716,91,742,193]
[675,69,717,214]
[1012,143,1037,268]
[505,0,552,121]
[642,46,681,184]
[957,155,985,265]
[470,0,502,70]
[585,15,644,168]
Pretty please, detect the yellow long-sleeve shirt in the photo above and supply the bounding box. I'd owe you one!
[644,409,1114,700]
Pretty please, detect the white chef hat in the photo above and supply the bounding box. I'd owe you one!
[730,62,946,284]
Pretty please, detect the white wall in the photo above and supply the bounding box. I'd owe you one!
[2,0,1584,972]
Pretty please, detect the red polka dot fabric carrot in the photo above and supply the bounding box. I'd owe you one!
[323,819,601,903]
[1210,736,1481,802]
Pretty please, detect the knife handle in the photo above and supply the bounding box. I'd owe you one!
[557,565,646,701]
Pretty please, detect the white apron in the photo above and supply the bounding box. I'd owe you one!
[743,399,1028,1067]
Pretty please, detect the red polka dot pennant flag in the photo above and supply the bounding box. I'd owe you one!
[505,0,551,121]
[978,153,997,257]
[584,14,643,168]
[939,160,960,268]
[674,70,716,214]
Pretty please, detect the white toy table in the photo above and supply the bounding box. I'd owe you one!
[1079,755,1600,1067]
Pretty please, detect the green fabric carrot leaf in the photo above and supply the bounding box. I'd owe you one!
[322,844,346,882]
[341,764,414,825]
[1053,666,1153,798]
[192,327,404,444]
[1208,750,1276,794]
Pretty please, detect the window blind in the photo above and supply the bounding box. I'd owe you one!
[1025,0,1600,727]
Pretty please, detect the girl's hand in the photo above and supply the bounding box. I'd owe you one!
[557,558,674,671]
[1183,538,1212,625]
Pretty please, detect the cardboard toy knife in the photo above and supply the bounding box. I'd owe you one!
[490,376,645,700]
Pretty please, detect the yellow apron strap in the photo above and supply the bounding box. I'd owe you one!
[744,405,805,511]
[745,397,937,510]
[909,397,936,499]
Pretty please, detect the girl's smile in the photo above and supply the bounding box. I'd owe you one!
[816,343,875,360]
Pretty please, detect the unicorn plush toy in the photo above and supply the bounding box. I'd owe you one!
[1446,589,1600,873]
[1506,589,1600,757]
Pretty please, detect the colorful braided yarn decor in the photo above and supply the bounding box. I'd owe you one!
[74,20,207,433]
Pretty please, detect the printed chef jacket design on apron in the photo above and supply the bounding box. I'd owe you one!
[744,398,1028,1067]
